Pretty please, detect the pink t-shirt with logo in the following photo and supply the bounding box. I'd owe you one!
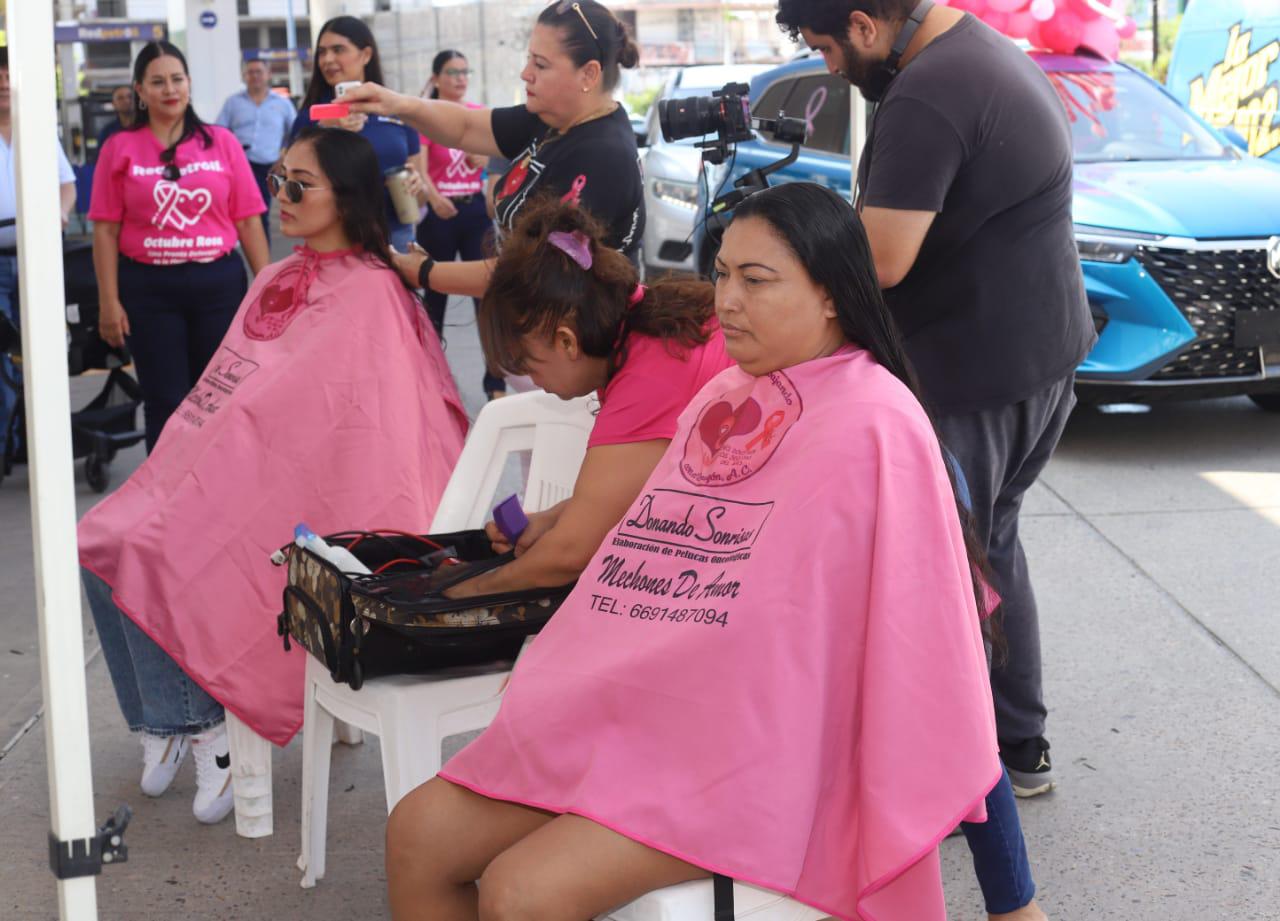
[421,102,485,198]
[90,125,265,265]
[588,322,733,449]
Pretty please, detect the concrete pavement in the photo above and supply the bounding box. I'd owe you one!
[2,276,1278,917]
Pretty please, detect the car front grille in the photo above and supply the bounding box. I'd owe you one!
[1136,244,1280,379]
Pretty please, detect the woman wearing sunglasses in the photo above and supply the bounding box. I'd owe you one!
[91,41,270,452]
[343,0,644,299]
[292,16,426,251]
[78,126,467,826]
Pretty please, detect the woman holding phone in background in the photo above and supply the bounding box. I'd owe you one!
[292,15,426,250]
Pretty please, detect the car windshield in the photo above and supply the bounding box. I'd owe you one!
[1045,67,1231,163]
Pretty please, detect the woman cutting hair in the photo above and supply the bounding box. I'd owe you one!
[342,0,644,301]
[78,128,467,826]
[384,183,1042,921]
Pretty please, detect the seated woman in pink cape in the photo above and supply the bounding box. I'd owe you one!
[77,127,468,825]
[384,183,1021,921]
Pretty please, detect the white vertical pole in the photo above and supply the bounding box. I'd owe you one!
[286,0,304,100]
[182,0,243,121]
[9,2,100,920]
[850,91,869,202]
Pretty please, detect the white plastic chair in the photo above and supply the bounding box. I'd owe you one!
[599,879,828,921]
[295,390,597,887]
[224,388,593,844]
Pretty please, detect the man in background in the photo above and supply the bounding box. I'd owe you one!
[775,0,1094,798]
[216,58,296,241]
[94,85,134,161]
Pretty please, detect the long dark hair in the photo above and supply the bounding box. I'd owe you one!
[428,49,465,100]
[481,198,713,379]
[732,183,999,633]
[536,0,640,92]
[289,126,398,279]
[300,16,385,111]
[129,42,213,165]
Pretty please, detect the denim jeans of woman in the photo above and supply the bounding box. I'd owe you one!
[82,567,223,737]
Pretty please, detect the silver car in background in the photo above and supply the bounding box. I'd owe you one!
[640,64,771,278]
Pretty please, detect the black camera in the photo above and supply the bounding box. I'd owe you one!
[657,82,754,153]
[657,81,807,166]
[657,81,809,247]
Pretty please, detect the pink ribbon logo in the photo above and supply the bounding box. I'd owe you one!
[802,87,828,136]
[151,180,212,231]
[444,149,475,180]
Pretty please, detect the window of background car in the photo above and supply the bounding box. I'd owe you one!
[752,74,851,156]
[1048,67,1231,163]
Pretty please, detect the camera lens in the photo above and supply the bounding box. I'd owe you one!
[657,96,720,143]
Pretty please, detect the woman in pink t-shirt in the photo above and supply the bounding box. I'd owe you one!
[414,50,506,397]
[443,198,731,600]
[91,41,269,451]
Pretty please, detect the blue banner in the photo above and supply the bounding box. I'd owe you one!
[54,21,167,44]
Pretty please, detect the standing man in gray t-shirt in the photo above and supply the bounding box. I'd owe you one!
[775,2,1094,794]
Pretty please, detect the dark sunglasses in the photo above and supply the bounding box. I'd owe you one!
[161,163,181,182]
[267,172,329,204]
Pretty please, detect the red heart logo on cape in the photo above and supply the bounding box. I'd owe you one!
[259,284,293,315]
[698,398,762,454]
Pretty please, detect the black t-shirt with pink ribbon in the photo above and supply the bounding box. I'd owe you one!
[491,104,643,261]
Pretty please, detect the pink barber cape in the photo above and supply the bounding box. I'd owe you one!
[79,247,467,745]
[441,347,999,921]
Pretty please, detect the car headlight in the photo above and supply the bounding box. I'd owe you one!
[1073,225,1166,264]
[653,178,699,211]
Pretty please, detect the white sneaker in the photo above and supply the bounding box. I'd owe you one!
[140,733,189,798]
[190,723,234,824]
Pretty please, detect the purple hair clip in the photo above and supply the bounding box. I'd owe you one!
[548,230,593,271]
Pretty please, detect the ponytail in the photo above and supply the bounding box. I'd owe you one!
[480,197,713,377]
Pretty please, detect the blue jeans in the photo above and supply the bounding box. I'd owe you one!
[83,568,224,737]
[0,254,20,458]
[947,451,1036,912]
[962,767,1036,913]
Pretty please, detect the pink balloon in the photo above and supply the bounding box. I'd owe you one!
[982,10,1012,32]
[1026,20,1046,49]
[1078,16,1120,59]
[987,0,1029,12]
[1038,9,1084,53]
[1063,0,1104,21]
[1006,11,1036,38]
[1117,16,1137,39]
[1030,0,1056,22]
